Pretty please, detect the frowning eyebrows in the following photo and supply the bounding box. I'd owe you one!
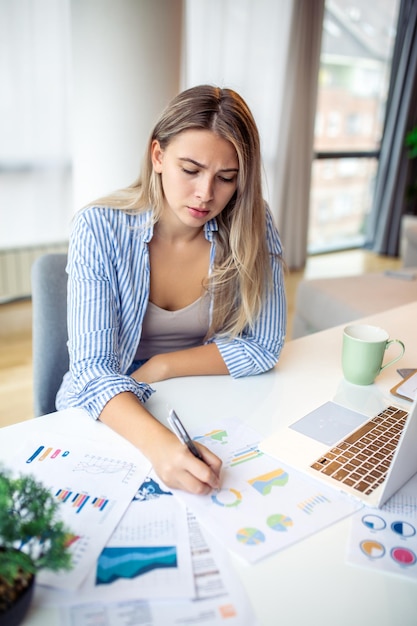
[179,157,239,173]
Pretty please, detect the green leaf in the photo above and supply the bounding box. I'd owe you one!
[0,467,73,580]
[405,127,417,159]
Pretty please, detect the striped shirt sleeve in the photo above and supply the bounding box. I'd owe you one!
[60,207,154,419]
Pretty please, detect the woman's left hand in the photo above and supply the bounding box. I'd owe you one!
[131,345,229,384]
[131,355,169,384]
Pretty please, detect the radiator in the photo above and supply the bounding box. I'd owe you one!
[0,243,68,303]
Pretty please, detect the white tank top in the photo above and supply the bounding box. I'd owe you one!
[135,293,210,360]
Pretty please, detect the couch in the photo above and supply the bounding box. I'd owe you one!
[291,216,417,339]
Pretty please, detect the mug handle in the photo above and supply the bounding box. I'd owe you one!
[380,339,405,372]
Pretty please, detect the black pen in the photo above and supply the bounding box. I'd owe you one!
[167,409,206,462]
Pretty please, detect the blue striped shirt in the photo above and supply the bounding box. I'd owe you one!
[56,205,286,419]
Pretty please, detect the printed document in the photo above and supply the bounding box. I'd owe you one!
[164,418,362,563]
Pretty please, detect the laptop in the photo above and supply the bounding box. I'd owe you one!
[259,396,417,508]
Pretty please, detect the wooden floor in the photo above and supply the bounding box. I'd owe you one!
[0,249,401,429]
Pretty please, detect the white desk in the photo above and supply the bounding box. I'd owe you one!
[1,302,417,625]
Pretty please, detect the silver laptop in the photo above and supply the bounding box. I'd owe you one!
[259,396,417,508]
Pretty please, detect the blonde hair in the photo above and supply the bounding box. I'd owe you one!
[93,85,279,338]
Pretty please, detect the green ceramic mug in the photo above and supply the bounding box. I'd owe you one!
[342,324,405,385]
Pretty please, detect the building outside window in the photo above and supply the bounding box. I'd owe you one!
[308,0,400,254]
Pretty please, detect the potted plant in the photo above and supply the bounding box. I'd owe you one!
[400,126,417,263]
[0,467,72,626]
[405,125,417,216]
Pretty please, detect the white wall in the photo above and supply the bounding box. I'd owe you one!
[71,0,183,210]
[0,0,183,251]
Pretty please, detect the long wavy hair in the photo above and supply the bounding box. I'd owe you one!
[92,85,279,338]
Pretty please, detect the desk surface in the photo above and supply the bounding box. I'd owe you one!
[1,302,417,625]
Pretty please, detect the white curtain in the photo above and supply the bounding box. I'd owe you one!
[272,0,325,268]
[184,0,324,269]
[0,0,72,248]
[1,0,324,263]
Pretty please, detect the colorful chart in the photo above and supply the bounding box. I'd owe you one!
[267,513,293,532]
[362,514,386,531]
[134,478,173,501]
[64,533,81,548]
[236,528,265,546]
[195,429,228,446]
[360,540,385,559]
[391,520,416,538]
[65,533,92,568]
[248,468,289,495]
[56,488,110,514]
[298,493,330,515]
[96,546,177,584]
[26,445,70,463]
[351,508,417,580]
[390,547,416,566]
[230,446,264,466]
[211,488,242,507]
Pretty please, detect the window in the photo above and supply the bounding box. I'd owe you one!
[308,0,400,254]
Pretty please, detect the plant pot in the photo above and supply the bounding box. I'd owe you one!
[0,572,35,626]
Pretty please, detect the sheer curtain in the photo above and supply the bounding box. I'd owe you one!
[0,0,72,248]
[271,0,324,268]
[183,0,324,268]
[365,0,417,256]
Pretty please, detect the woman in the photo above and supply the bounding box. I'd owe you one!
[57,85,287,494]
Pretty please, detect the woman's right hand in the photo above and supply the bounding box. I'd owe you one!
[99,392,222,495]
[149,428,222,495]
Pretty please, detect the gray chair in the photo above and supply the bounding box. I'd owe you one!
[31,253,69,416]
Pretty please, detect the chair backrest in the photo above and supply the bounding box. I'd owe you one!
[31,253,68,416]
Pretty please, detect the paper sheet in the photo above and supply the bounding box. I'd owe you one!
[346,474,417,580]
[167,418,362,563]
[346,508,417,580]
[60,510,258,626]
[77,476,195,600]
[392,371,417,402]
[9,433,149,590]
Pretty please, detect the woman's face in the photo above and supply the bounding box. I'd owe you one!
[151,129,239,228]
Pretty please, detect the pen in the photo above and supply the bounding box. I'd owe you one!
[167,409,205,462]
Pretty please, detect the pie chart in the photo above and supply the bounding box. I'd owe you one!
[391,520,416,538]
[360,540,385,559]
[362,514,386,531]
[236,527,265,545]
[267,513,293,532]
[391,547,416,566]
[211,488,242,507]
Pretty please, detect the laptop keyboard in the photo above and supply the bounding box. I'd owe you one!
[310,406,408,496]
